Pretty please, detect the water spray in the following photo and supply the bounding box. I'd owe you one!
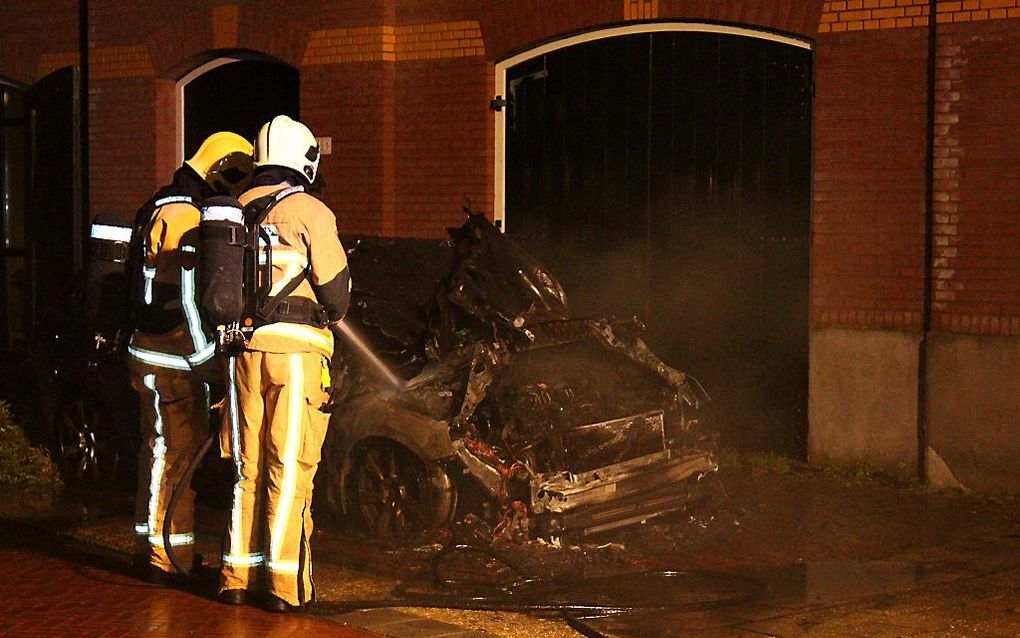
[330,320,406,390]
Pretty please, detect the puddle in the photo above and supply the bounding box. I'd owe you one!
[574,560,928,638]
[732,559,927,607]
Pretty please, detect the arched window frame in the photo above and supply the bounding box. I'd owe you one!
[492,22,812,232]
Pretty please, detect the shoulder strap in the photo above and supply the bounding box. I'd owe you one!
[247,185,314,322]
[248,185,304,226]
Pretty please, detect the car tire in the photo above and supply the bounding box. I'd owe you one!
[52,394,120,484]
[344,439,455,539]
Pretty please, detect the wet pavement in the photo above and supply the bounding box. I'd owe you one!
[3,463,1020,637]
[0,523,378,638]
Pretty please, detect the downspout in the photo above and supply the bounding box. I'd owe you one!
[917,0,938,481]
[79,0,90,259]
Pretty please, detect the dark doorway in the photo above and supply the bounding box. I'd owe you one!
[183,59,299,157]
[0,79,30,351]
[0,68,83,352]
[505,31,812,456]
[0,68,82,446]
[28,67,84,339]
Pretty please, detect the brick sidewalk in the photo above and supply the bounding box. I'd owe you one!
[0,542,380,638]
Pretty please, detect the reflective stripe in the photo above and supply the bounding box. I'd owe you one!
[148,532,195,547]
[91,223,132,243]
[143,374,166,544]
[180,266,210,354]
[270,354,304,565]
[201,205,243,224]
[224,553,264,567]
[252,323,333,353]
[267,560,299,574]
[274,186,304,201]
[154,195,193,207]
[143,267,156,305]
[131,343,213,369]
[227,359,245,565]
[135,523,149,534]
[259,249,307,267]
[185,342,215,366]
[129,345,192,371]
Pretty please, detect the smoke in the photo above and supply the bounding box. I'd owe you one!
[524,227,809,458]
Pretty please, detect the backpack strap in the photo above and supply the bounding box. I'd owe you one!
[256,268,310,323]
[244,185,323,326]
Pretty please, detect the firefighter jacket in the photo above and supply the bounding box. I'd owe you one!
[128,197,215,370]
[238,182,350,358]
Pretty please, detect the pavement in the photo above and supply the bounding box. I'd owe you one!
[0,527,378,638]
[0,508,553,638]
[2,462,1020,637]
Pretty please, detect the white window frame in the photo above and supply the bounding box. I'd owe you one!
[492,22,813,232]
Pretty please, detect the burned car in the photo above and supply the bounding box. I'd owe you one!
[322,212,717,540]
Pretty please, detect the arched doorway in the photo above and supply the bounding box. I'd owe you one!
[176,55,299,165]
[498,24,813,456]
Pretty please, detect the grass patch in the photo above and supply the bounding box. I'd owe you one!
[719,448,799,477]
[0,401,61,490]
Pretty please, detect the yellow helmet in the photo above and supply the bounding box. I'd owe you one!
[186,131,254,197]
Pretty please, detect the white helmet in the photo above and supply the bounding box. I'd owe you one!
[254,115,320,184]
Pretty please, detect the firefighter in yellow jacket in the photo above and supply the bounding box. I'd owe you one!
[128,132,253,582]
[218,116,351,611]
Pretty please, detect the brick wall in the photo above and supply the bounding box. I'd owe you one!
[5,0,1020,337]
[394,58,493,237]
[302,62,391,236]
[931,18,1020,335]
[812,27,930,331]
[0,0,78,83]
[820,0,1020,33]
[812,3,1020,337]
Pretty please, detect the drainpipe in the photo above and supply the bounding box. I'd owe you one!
[79,0,90,258]
[917,0,938,482]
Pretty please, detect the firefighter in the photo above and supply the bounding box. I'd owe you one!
[128,132,254,582]
[218,115,350,611]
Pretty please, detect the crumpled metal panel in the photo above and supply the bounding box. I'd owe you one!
[333,211,716,536]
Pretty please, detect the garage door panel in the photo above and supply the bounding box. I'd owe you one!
[506,30,812,455]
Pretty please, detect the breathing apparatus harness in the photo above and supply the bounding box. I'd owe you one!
[199,186,328,357]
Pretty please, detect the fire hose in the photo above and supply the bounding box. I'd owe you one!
[311,532,762,638]
[163,432,215,576]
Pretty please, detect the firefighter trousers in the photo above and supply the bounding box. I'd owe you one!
[219,350,330,606]
[129,362,208,572]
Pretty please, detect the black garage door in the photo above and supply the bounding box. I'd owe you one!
[505,31,812,456]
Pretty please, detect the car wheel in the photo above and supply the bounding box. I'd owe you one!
[54,396,119,484]
[347,440,454,539]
